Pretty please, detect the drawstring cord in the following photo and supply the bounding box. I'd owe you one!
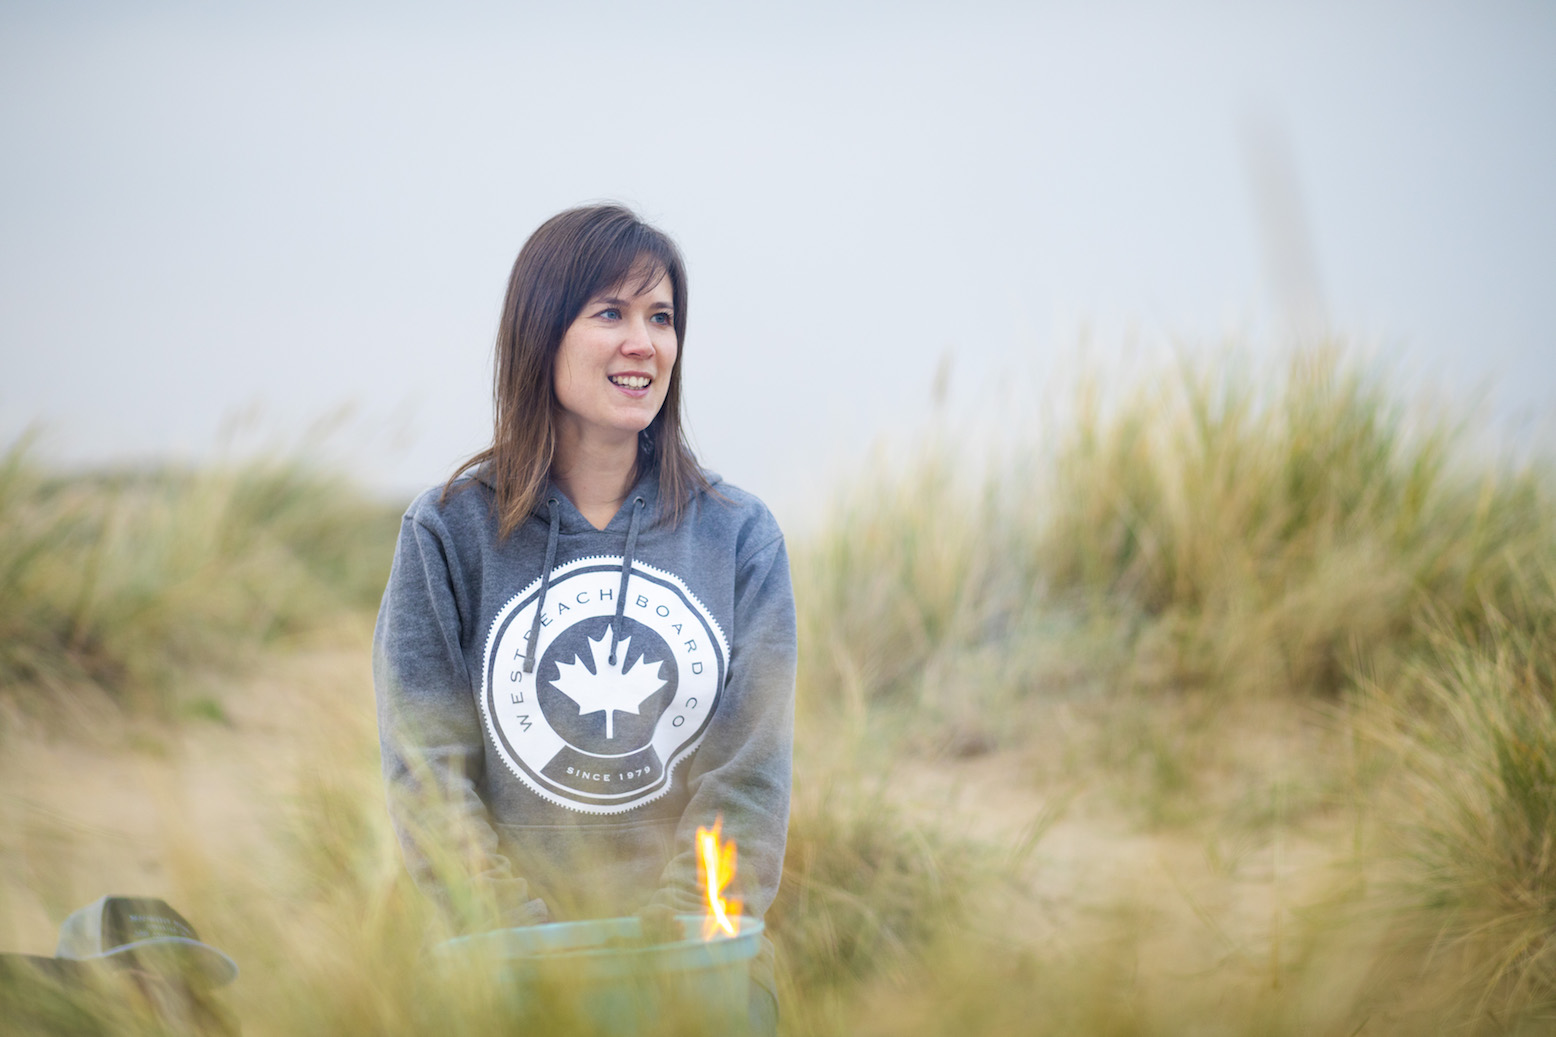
[608,496,645,666]
[522,498,562,674]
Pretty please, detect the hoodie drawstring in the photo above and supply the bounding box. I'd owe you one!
[522,498,562,674]
[608,496,645,666]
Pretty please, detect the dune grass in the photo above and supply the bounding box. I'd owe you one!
[782,342,1556,1030]
[771,767,983,1012]
[0,440,402,722]
[1031,346,1555,701]
[3,342,1556,1034]
[1365,562,1556,1023]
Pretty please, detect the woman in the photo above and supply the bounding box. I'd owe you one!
[372,204,795,1028]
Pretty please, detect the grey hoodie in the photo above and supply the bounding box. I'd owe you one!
[373,463,796,943]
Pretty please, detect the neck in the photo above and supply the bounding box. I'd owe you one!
[552,427,640,530]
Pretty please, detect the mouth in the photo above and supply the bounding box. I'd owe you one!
[609,374,652,390]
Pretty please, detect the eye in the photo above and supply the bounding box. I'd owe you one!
[651,312,673,325]
[597,307,621,320]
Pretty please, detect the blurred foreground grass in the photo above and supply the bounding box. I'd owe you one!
[3,344,1556,1034]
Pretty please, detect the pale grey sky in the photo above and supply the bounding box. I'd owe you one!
[2,1,1552,526]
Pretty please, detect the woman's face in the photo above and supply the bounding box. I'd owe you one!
[553,266,679,449]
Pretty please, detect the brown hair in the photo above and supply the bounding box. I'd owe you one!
[445,204,710,537]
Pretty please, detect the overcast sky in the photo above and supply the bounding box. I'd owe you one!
[2,1,1552,527]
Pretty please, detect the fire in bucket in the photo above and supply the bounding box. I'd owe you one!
[432,814,761,1034]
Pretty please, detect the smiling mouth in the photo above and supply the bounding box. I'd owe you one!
[609,375,651,389]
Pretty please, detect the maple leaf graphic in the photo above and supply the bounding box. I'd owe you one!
[550,626,667,740]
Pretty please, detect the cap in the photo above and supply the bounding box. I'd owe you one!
[54,896,238,988]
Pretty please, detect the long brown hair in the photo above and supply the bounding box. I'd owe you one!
[445,204,710,537]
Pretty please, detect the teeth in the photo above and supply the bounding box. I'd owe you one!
[610,375,650,389]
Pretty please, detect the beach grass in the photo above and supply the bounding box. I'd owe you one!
[3,342,1555,1034]
[0,444,401,724]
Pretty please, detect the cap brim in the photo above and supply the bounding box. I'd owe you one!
[87,938,239,988]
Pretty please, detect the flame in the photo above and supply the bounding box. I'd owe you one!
[696,817,741,939]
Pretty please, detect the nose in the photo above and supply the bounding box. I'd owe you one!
[621,318,656,357]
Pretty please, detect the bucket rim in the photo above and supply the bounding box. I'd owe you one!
[435,914,764,965]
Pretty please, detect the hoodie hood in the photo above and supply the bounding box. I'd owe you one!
[464,451,723,536]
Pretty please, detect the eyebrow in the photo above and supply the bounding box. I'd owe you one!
[594,295,673,310]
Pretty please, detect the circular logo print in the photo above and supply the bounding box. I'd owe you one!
[480,556,728,814]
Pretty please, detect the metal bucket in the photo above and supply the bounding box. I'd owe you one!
[434,915,762,1034]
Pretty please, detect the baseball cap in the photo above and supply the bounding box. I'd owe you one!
[54,896,238,988]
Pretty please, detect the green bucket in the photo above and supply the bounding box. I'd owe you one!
[434,915,761,1035]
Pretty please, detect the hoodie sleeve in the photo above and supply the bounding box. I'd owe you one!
[372,509,548,930]
[643,525,797,922]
